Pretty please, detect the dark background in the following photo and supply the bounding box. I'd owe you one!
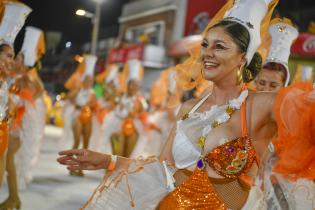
[16,0,315,50]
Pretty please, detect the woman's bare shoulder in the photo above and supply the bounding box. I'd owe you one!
[176,93,207,120]
[248,90,277,118]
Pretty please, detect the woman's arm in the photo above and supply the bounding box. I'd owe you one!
[57,149,132,172]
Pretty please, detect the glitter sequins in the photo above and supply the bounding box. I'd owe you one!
[205,136,256,179]
[158,169,227,210]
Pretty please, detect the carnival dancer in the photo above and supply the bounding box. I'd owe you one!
[59,0,315,209]
[146,67,182,157]
[254,18,315,210]
[113,58,148,158]
[66,55,97,176]
[13,26,46,191]
[254,18,298,91]
[0,1,32,209]
[0,45,12,186]
[59,56,86,150]
[90,64,121,154]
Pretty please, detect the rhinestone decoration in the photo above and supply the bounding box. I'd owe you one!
[182,113,189,120]
[211,121,219,128]
[158,169,227,210]
[278,25,287,32]
[197,136,206,147]
[205,137,256,179]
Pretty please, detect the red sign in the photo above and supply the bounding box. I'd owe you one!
[184,0,225,36]
[107,45,144,64]
[291,33,315,57]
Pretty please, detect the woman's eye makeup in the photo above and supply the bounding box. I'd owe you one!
[201,41,208,48]
[215,44,226,49]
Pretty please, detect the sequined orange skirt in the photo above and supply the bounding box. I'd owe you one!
[158,169,227,210]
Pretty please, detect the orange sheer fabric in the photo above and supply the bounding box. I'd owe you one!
[272,81,315,180]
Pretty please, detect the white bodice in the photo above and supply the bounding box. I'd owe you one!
[75,88,93,107]
[172,90,248,169]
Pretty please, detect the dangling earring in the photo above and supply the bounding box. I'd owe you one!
[236,66,243,85]
[200,67,205,78]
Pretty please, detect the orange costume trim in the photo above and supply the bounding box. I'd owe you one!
[0,121,9,156]
[17,89,35,105]
[272,82,315,180]
[12,88,35,129]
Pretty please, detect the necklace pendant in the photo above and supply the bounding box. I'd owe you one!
[197,158,205,170]
[225,106,235,116]
[211,121,219,128]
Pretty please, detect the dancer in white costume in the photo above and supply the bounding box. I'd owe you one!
[115,59,151,158]
[66,55,98,176]
[90,64,121,154]
[0,68,10,186]
[253,18,315,210]
[59,0,315,209]
[60,55,96,150]
[0,1,32,209]
[15,26,46,190]
[145,68,182,157]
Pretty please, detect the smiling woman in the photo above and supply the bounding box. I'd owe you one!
[200,20,262,85]
[57,0,315,209]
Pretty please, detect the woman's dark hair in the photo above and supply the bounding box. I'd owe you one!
[209,20,262,82]
[263,62,287,83]
[0,43,11,53]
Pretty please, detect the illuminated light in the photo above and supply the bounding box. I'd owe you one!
[65,41,72,48]
[76,9,86,16]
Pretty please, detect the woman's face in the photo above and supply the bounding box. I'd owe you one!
[255,68,285,92]
[0,45,15,73]
[200,27,246,83]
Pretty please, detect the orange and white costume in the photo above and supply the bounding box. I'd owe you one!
[59,55,97,150]
[0,0,33,189]
[88,64,119,153]
[15,26,47,190]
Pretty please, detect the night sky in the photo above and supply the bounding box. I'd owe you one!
[16,0,128,50]
[14,0,315,51]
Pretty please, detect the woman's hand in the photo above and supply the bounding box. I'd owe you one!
[57,149,110,171]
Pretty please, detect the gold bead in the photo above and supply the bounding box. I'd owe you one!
[182,113,189,120]
[212,121,219,128]
[225,106,234,116]
[197,136,206,147]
